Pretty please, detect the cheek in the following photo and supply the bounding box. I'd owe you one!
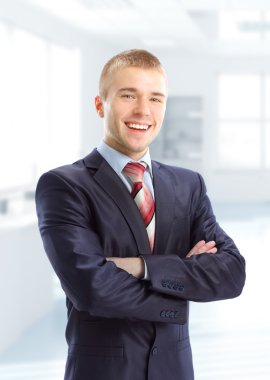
[104,106,117,125]
[108,105,125,124]
[155,110,165,126]
[105,113,124,137]
[153,104,166,119]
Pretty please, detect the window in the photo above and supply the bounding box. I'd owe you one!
[0,22,81,192]
[218,74,270,170]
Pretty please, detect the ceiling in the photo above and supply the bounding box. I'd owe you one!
[10,0,270,54]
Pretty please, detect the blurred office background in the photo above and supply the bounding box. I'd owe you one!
[0,0,270,379]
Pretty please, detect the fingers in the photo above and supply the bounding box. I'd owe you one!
[200,241,216,253]
[186,240,205,257]
[186,240,217,257]
[207,247,217,254]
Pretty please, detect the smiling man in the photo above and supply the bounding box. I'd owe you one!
[95,64,167,160]
[35,49,245,380]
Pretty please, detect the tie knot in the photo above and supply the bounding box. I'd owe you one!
[123,162,146,184]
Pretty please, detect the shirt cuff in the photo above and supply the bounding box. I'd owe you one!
[140,256,150,281]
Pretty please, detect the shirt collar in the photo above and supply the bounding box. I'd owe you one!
[97,141,153,177]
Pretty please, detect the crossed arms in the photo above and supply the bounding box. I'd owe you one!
[107,240,217,279]
[36,168,245,324]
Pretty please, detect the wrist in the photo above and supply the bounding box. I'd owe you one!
[135,257,145,279]
[106,257,144,279]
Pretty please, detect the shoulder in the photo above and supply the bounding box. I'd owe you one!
[36,149,103,188]
[37,159,86,188]
[152,160,208,208]
[152,160,204,187]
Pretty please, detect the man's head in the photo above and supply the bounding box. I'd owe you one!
[95,49,168,160]
[98,49,166,101]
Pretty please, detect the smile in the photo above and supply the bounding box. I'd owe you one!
[126,123,150,131]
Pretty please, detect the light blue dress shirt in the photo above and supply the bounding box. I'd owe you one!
[97,141,154,199]
[97,141,153,280]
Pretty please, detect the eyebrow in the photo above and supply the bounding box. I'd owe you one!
[118,87,166,98]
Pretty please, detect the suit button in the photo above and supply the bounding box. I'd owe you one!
[152,346,158,355]
[160,310,166,317]
[169,311,175,318]
[174,311,179,318]
[165,310,170,318]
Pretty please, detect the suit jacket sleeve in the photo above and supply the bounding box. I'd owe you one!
[35,170,187,324]
[142,172,246,302]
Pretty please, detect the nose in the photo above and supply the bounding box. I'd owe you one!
[133,97,151,116]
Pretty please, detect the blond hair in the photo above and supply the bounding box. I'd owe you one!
[99,49,165,99]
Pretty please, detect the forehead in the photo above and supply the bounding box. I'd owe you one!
[106,66,168,96]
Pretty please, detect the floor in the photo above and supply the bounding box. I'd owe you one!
[0,203,270,380]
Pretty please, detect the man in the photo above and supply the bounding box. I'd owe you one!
[35,49,245,380]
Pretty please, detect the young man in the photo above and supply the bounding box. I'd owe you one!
[35,49,245,380]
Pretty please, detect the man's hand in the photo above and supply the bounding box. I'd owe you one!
[106,257,144,279]
[186,240,217,258]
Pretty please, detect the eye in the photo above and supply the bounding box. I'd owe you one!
[121,94,135,99]
[151,97,162,103]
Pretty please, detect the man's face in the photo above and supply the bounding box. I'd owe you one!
[95,66,167,160]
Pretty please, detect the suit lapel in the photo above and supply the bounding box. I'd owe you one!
[84,149,151,255]
[152,161,176,255]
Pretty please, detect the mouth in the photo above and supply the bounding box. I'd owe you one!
[125,122,151,131]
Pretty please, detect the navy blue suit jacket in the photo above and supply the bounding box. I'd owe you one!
[35,149,245,380]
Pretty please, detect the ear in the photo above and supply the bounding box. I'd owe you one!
[95,96,104,118]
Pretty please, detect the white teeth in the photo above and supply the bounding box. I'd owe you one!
[127,123,149,130]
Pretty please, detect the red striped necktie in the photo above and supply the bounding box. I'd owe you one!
[123,162,155,253]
